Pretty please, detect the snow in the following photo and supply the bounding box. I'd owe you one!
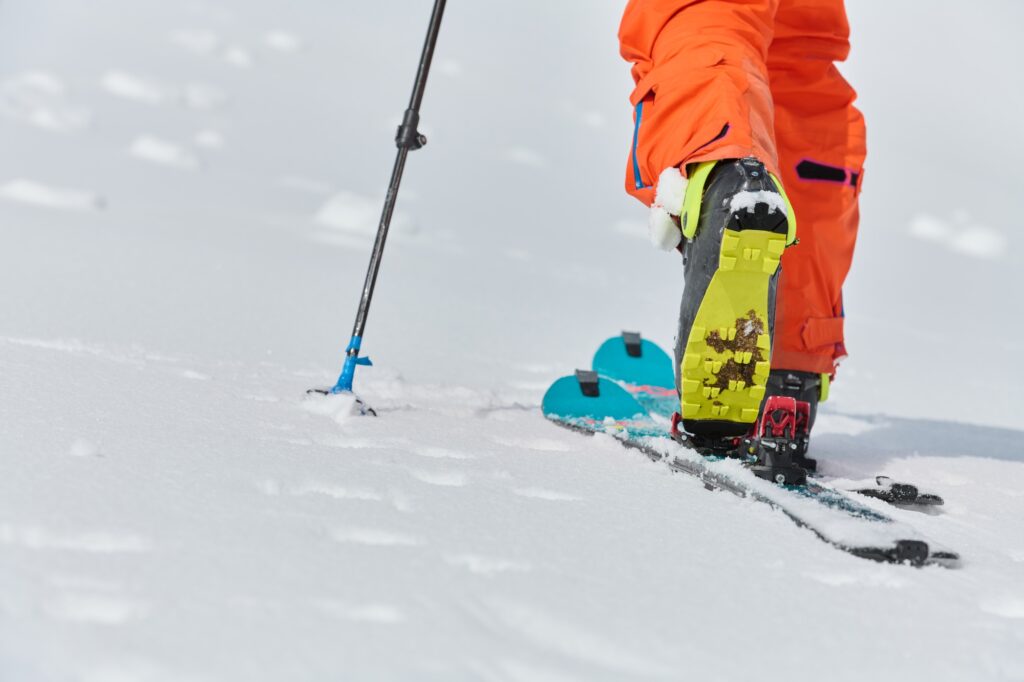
[180,83,226,111]
[1,71,90,133]
[101,71,224,111]
[278,175,332,195]
[68,438,101,458]
[647,204,681,250]
[729,188,787,215]
[0,179,103,211]
[193,129,224,149]
[100,71,168,105]
[264,31,303,53]
[501,146,548,168]
[169,29,222,56]
[15,71,65,96]
[909,212,1007,260]
[1,1,1023,680]
[128,135,201,169]
[437,58,464,78]
[222,46,253,69]
[649,167,687,249]
[314,190,414,245]
[653,166,687,215]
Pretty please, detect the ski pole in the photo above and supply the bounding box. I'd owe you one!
[329,0,447,400]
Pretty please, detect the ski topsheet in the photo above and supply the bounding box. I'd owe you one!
[542,333,960,568]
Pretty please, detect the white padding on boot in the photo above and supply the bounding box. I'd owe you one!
[648,205,682,251]
[647,166,687,251]
[654,167,687,216]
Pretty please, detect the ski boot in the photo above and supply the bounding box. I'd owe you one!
[674,157,792,447]
[669,411,744,457]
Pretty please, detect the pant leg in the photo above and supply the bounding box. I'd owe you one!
[619,0,781,206]
[767,0,866,375]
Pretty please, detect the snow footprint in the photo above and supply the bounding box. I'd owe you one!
[0,524,152,553]
[980,596,1024,620]
[408,469,468,487]
[223,46,253,68]
[292,480,412,512]
[242,391,280,403]
[332,528,422,547]
[317,600,406,624]
[314,190,413,247]
[389,488,415,513]
[68,438,102,458]
[0,71,91,133]
[445,553,531,576]
[101,71,167,105]
[264,31,304,53]
[492,436,571,453]
[45,591,148,625]
[290,482,383,502]
[413,446,477,461]
[101,70,225,111]
[0,179,104,211]
[194,130,224,149]
[129,135,200,170]
[513,487,581,502]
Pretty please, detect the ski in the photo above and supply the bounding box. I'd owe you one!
[542,335,960,567]
[593,332,945,508]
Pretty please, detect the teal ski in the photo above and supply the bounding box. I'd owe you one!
[542,333,959,567]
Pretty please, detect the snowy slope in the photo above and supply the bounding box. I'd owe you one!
[1,1,1023,680]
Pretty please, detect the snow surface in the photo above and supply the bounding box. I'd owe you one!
[0,179,103,211]
[1,1,1023,680]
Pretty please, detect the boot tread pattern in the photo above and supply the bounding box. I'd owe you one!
[680,227,786,424]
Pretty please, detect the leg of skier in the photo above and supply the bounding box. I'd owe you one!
[620,0,795,445]
[763,0,867,433]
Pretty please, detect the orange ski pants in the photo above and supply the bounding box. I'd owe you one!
[620,0,866,375]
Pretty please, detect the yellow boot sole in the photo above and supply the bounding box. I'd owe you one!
[679,228,786,424]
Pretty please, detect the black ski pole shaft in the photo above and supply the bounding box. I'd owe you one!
[332,0,446,394]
